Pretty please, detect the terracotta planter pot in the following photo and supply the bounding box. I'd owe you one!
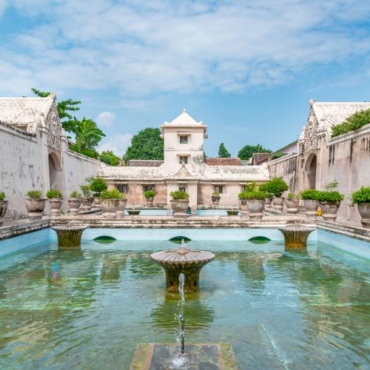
[170,199,189,214]
[303,199,319,220]
[48,198,63,217]
[81,197,94,211]
[101,199,119,219]
[285,199,299,214]
[25,198,46,221]
[68,198,81,215]
[358,203,370,229]
[246,199,265,220]
[0,200,8,226]
[319,201,340,222]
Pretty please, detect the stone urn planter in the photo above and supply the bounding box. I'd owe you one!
[101,199,119,219]
[93,197,101,209]
[0,200,8,227]
[357,203,370,229]
[68,198,82,215]
[246,199,265,220]
[25,190,46,221]
[46,190,63,218]
[303,199,319,220]
[264,197,272,210]
[144,190,156,207]
[169,190,190,215]
[319,201,341,222]
[117,199,128,218]
[272,196,284,211]
[285,194,299,214]
[81,197,94,211]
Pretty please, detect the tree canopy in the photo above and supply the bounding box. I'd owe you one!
[100,150,121,166]
[218,143,231,158]
[238,144,272,160]
[124,128,164,162]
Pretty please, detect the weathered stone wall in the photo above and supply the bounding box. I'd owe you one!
[267,154,298,193]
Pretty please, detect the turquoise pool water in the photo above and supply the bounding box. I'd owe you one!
[0,229,370,369]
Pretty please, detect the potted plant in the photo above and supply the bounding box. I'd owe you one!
[285,192,299,214]
[211,191,221,206]
[46,189,63,217]
[25,190,46,221]
[144,189,156,206]
[351,186,370,229]
[117,191,128,218]
[68,191,82,215]
[263,177,288,211]
[259,183,273,209]
[170,190,190,215]
[238,182,269,220]
[87,176,108,208]
[316,181,344,222]
[80,184,94,211]
[301,189,320,220]
[100,189,124,219]
[0,191,8,227]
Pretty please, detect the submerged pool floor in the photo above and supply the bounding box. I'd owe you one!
[0,239,370,369]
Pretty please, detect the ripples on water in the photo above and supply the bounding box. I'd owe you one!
[0,241,370,369]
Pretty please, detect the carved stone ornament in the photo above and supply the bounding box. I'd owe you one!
[47,105,62,151]
[304,108,318,153]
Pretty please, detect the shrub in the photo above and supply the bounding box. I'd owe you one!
[316,191,344,202]
[144,190,156,198]
[238,190,269,200]
[263,177,288,197]
[170,190,190,200]
[212,191,220,197]
[0,192,5,201]
[46,189,63,198]
[332,108,370,137]
[80,184,92,197]
[351,186,370,204]
[27,190,43,199]
[300,189,320,200]
[86,176,108,196]
[100,189,125,199]
[69,191,82,198]
[287,192,299,200]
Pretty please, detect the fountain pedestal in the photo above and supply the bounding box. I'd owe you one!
[151,244,215,292]
[52,224,87,249]
[278,224,314,248]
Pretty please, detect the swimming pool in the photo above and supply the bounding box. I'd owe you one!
[0,228,370,369]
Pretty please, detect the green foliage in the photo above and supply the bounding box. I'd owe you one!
[218,143,231,158]
[0,192,5,201]
[73,117,106,152]
[287,192,299,200]
[100,189,125,199]
[238,144,272,160]
[351,186,370,204]
[124,128,164,162]
[238,181,269,199]
[86,176,108,196]
[79,184,92,197]
[324,180,338,191]
[331,108,370,137]
[27,190,43,198]
[46,189,63,198]
[316,191,344,202]
[31,88,81,133]
[170,190,190,200]
[144,190,156,198]
[212,191,220,197]
[69,191,82,198]
[69,144,99,159]
[300,189,320,200]
[100,150,120,166]
[263,177,288,197]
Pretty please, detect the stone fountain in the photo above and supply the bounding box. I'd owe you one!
[278,223,314,249]
[52,223,88,250]
[150,241,215,292]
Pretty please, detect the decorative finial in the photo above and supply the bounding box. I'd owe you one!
[183,109,186,112]
[309,99,316,106]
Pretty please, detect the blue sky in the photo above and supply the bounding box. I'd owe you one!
[1,0,370,157]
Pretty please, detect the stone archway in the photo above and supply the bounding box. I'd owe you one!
[304,153,317,189]
[48,152,63,190]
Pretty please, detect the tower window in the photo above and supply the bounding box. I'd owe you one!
[179,156,188,164]
[179,135,188,144]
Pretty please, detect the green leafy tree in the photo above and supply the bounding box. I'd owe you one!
[124,128,164,162]
[100,150,120,166]
[332,108,370,137]
[31,88,81,133]
[238,144,272,160]
[73,117,106,153]
[218,143,231,158]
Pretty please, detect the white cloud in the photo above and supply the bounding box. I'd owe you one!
[96,111,116,127]
[98,133,133,157]
[2,0,370,98]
